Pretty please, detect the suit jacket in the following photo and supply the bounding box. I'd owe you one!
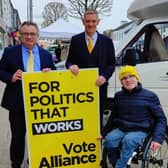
[66,32,116,81]
[0,44,56,112]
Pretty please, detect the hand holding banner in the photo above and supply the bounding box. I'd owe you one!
[22,69,101,168]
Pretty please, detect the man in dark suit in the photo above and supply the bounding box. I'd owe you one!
[66,9,116,131]
[0,21,56,168]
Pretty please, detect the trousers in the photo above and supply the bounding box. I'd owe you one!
[103,128,147,168]
[9,110,26,168]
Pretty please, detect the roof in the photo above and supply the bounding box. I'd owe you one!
[112,21,134,31]
[40,18,83,40]
[127,0,168,21]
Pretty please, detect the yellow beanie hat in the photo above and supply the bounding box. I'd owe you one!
[119,66,139,80]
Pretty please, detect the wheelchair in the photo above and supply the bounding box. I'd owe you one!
[127,132,168,168]
[101,99,168,168]
[101,129,168,168]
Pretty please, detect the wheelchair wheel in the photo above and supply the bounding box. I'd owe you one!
[141,134,168,168]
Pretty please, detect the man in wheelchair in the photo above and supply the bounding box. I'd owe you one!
[99,66,167,168]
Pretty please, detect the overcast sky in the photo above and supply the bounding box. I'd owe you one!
[11,0,134,32]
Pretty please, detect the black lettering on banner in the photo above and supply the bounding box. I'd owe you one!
[39,154,96,168]
[62,142,96,154]
[29,81,60,94]
[86,92,94,102]
[29,92,94,107]
[32,119,83,135]
[31,106,69,120]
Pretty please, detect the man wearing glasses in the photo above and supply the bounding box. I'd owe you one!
[100,66,167,168]
[0,21,56,168]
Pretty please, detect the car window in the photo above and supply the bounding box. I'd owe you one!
[122,23,168,65]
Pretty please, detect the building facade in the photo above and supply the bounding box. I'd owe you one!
[0,0,21,53]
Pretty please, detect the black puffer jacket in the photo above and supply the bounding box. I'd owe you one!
[103,83,167,144]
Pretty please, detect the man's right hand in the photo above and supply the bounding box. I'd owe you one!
[12,69,23,83]
[69,65,79,75]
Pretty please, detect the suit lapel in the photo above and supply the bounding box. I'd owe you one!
[38,46,45,70]
[17,45,25,71]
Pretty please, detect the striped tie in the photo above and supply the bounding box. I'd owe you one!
[88,37,93,54]
[27,50,34,72]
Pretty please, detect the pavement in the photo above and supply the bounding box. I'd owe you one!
[0,105,11,168]
[0,82,10,168]
[0,82,28,168]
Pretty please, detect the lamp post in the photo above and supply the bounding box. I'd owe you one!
[27,0,33,21]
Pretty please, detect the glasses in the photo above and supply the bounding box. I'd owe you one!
[21,32,37,37]
[121,75,135,81]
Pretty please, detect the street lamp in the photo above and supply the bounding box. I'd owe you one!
[27,0,33,21]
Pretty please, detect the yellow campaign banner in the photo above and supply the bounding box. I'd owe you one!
[22,69,101,168]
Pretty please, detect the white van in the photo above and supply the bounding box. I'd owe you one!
[108,0,168,116]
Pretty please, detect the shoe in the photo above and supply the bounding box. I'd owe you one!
[100,160,108,168]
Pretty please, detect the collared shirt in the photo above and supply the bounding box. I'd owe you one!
[85,32,98,48]
[22,44,41,71]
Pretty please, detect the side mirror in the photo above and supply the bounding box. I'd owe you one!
[123,48,137,66]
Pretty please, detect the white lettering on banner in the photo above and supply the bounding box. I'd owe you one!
[32,119,83,135]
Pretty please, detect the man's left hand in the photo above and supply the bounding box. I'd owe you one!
[96,76,106,86]
[42,68,51,72]
[150,141,161,150]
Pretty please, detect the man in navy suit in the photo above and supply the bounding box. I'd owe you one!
[0,21,56,168]
[66,9,116,131]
